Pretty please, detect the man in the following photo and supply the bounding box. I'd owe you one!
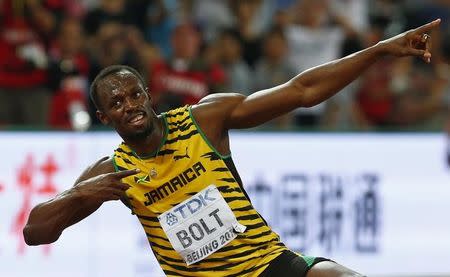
[0,0,50,125]
[23,19,440,276]
[149,22,226,113]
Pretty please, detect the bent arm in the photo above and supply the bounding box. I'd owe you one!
[23,157,114,245]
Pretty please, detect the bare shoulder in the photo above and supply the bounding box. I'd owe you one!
[190,93,247,154]
[191,93,246,126]
[74,156,115,184]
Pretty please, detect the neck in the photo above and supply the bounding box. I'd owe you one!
[124,115,165,158]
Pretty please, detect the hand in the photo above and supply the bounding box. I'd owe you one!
[378,19,441,63]
[73,169,140,203]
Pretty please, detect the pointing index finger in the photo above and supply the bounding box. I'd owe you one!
[413,19,441,34]
[112,168,141,179]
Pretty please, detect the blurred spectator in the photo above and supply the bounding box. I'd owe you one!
[146,0,178,59]
[240,0,275,40]
[276,0,297,10]
[328,15,388,130]
[88,22,130,73]
[88,22,160,81]
[80,0,99,11]
[272,9,291,30]
[83,0,139,36]
[193,0,274,44]
[355,57,398,127]
[217,29,252,94]
[254,27,296,129]
[390,59,446,129]
[368,0,404,38]
[326,0,370,130]
[149,23,226,112]
[25,0,57,41]
[355,7,447,130]
[228,0,264,68]
[86,20,160,126]
[125,26,161,76]
[192,0,234,42]
[126,0,153,34]
[27,0,85,28]
[0,0,446,131]
[47,18,90,129]
[254,28,295,91]
[330,0,368,32]
[285,0,359,127]
[330,0,367,56]
[286,0,358,73]
[0,0,51,126]
[355,20,396,128]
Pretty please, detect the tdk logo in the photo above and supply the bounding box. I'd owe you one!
[166,212,179,226]
[173,188,216,219]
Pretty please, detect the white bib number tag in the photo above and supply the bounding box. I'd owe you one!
[158,185,246,265]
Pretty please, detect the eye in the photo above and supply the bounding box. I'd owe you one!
[135,91,142,98]
[113,100,122,108]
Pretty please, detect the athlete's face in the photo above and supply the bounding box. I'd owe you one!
[96,70,155,140]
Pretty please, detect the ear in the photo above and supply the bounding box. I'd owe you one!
[96,110,110,125]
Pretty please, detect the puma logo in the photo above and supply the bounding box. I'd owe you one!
[174,147,190,161]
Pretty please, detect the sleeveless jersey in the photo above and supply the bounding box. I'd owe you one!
[113,106,287,276]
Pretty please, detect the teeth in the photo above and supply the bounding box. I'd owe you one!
[130,114,144,123]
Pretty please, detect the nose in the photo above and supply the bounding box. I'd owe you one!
[123,96,138,112]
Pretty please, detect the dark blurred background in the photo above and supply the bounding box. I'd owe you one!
[0,0,449,132]
[1,2,450,276]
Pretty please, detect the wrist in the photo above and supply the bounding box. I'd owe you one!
[69,184,91,203]
[373,41,390,56]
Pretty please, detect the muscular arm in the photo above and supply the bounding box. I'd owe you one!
[226,44,383,129]
[23,157,137,245]
[194,19,440,131]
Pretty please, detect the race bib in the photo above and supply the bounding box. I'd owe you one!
[158,185,246,265]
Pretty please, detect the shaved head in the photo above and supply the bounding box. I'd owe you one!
[90,65,147,110]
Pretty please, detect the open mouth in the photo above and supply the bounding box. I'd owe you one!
[127,112,145,125]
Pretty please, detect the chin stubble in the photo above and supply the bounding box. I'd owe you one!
[124,122,154,141]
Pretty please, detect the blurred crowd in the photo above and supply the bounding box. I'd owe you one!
[0,0,449,131]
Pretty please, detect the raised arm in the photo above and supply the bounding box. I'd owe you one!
[23,157,139,245]
[195,19,441,130]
